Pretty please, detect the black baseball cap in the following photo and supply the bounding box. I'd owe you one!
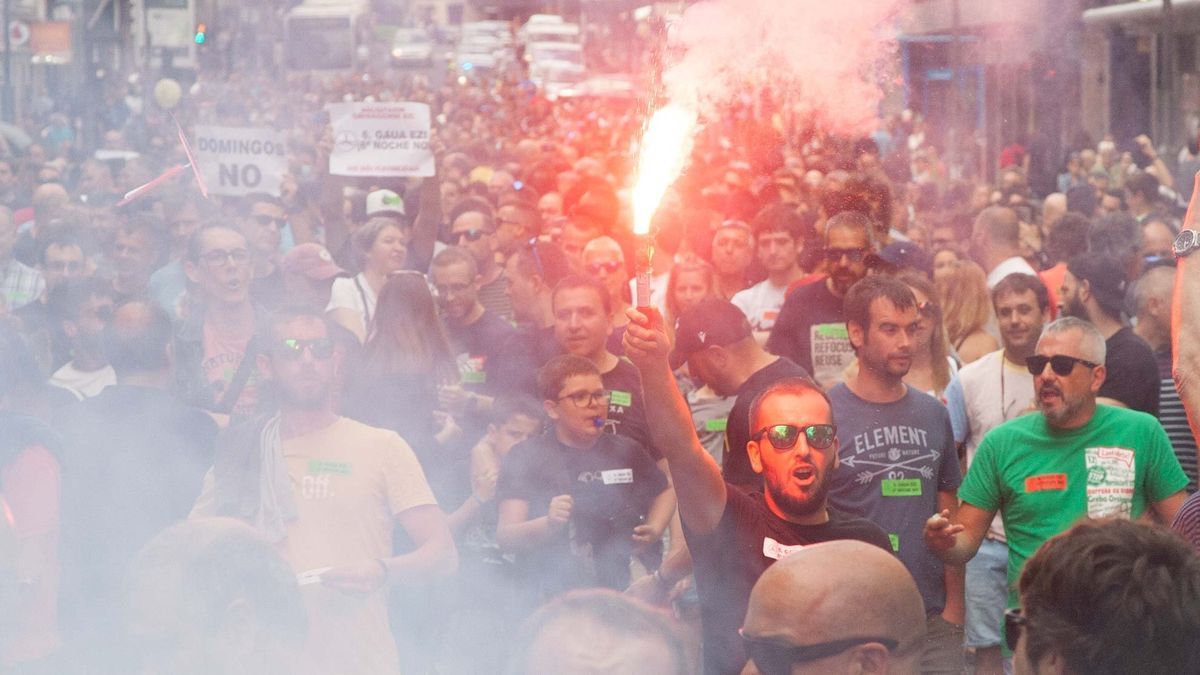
[669,298,753,369]
[869,240,933,276]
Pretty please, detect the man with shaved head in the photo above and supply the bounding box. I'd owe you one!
[970,207,1038,289]
[741,540,926,675]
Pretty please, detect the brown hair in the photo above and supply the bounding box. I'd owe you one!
[896,271,953,396]
[362,272,457,384]
[665,258,716,327]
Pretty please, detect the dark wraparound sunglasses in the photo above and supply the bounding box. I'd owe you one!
[1004,607,1027,652]
[276,338,335,361]
[754,423,837,450]
[1025,354,1100,377]
[741,632,898,675]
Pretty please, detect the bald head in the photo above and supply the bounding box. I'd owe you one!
[104,300,173,378]
[1042,193,1067,232]
[742,541,925,674]
[974,207,1021,247]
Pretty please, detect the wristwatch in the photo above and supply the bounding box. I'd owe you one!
[1175,229,1200,259]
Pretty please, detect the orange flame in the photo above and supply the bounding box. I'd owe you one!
[632,104,697,236]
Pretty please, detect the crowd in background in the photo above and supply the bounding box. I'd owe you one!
[3,55,1200,675]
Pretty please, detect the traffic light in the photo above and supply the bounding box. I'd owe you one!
[194,23,206,45]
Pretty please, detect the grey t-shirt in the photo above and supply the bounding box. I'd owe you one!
[826,383,961,615]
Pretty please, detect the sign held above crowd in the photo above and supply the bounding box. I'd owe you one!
[193,125,287,197]
[326,102,435,178]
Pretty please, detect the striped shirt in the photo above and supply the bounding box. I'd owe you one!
[1156,350,1198,492]
[0,259,44,311]
[1171,490,1200,553]
[477,270,513,324]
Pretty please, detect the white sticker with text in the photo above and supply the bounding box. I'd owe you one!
[601,469,634,485]
[762,536,805,560]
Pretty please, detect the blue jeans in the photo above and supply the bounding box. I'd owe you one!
[965,537,1009,648]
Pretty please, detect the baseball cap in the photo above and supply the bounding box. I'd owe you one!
[365,189,406,218]
[1067,254,1128,318]
[669,298,753,369]
[870,241,933,276]
[282,243,346,281]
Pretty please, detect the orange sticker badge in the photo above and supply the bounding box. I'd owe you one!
[1025,474,1068,493]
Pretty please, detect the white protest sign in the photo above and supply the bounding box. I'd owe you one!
[326,102,435,177]
[193,126,287,197]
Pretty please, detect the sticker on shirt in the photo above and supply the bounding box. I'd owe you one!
[308,459,351,476]
[881,478,922,497]
[759,309,779,331]
[704,418,728,433]
[601,468,633,485]
[458,354,487,385]
[1085,447,1136,518]
[888,533,900,552]
[609,390,633,407]
[810,323,856,389]
[1024,473,1067,493]
[762,536,805,560]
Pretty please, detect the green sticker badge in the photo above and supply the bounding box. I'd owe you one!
[881,478,922,497]
[308,460,352,476]
[888,533,900,552]
[610,390,632,407]
[705,418,728,432]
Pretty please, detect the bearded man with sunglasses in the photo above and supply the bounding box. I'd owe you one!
[925,317,1188,651]
[624,310,890,675]
[828,275,965,674]
[193,306,457,675]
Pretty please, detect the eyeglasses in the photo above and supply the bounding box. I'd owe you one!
[824,247,869,263]
[1004,608,1027,652]
[740,632,899,675]
[252,214,287,227]
[557,389,611,408]
[754,423,838,451]
[455,229,488,242]
[198,248,251,268]
[1025,354,1100,377]
[275,338,335,361]
[585,261,623,275]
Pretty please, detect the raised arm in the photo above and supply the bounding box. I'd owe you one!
[623,308,727,535]
[1174,172,1200,439]
[923,501,995,566]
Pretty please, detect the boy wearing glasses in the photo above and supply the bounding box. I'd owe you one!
[926,317,1188,654]
[496,354,673,609]
[827,275,964,674]
[624,310,890,675]
[768,211,876,389]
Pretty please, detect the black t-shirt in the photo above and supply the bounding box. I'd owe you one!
[1099,327,1160,417]
[723,357,812,490]
[766,279,846,376]
[491,324,562,398]
[495,431,669,597]
[685,488,892,675]
[446,309,516,396]
[602,357,659,460]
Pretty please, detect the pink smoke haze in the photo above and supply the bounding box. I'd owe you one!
[663,0,908,135]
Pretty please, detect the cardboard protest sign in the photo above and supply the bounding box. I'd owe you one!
[193,126,287,196]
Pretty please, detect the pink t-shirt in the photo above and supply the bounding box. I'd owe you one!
[201,322,261,416]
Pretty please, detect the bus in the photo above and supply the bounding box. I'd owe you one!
[284,0,369,72]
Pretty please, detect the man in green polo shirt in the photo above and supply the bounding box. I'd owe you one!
[924,316,1187,613]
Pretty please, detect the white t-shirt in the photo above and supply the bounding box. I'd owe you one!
[730,279,788,332]
[50,363,116,399]
[946,349,1036,540]
[986,256,1039,289]
[327,273,377,332]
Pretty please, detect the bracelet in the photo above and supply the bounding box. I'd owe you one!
[374,558,390,586]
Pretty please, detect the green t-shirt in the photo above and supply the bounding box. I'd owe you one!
[959,405,1188,608]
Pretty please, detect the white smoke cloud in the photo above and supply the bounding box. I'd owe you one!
[662,0,907,135]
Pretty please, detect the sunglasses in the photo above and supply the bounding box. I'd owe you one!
[754,423,838,450]
[586,261,623,275]
[824,247,869,263]
[252,214,287,227]
[1004,608,1027,652]
[1025,354,1100,377]
[455,229,488,242]
[741,632,899,675]
[275,338,335,361]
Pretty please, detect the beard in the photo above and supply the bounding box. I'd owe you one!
[765,463,832,517]
[1061,294,1088,320]
[1038,384,1086,428]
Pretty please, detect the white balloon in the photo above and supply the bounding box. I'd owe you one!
[153,78,182,109]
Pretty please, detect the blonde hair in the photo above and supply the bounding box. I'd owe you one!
[897,271,952,396]
[936,261,993,352]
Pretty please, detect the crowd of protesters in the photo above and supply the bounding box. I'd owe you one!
[3,41,1200,675]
